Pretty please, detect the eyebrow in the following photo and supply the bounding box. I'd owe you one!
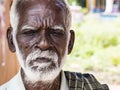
[21,25,64,31]
[21,25,37,30]
[51,26,64,31]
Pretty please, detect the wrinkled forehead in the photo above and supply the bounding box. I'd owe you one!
[17,0,67,29]
[16,0,66,13]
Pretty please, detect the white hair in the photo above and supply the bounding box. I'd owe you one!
[10,0,19,35]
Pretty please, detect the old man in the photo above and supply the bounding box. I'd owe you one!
[0,0,109,90]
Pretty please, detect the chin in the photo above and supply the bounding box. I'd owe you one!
[23,65,62,84]
[23,54,67,84]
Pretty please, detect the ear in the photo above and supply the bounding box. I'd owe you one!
[7,27,16,52]
[68,30,75,54]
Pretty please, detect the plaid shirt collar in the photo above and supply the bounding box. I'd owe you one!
[64,71,109,90]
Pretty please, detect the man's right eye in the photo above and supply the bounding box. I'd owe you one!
[21,29,38,36]
[49,29,65,37]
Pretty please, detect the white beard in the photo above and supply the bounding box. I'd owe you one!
[15,47,67,84]
[24,49,66,84]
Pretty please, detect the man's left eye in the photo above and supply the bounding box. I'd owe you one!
[49,29,65,37]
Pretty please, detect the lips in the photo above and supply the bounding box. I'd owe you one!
[28,57,51,66]
[34,57,51,63]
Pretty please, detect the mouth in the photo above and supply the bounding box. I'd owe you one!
[29,57,54,71]
[29,57,52,66]
[34,57,51,63]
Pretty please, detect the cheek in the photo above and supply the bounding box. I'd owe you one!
[52,38,68,67]
[17,36,36,58]
[51,36,68,57]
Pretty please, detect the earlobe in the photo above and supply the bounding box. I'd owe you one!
[68,30,75,54]
[7,27,16,52]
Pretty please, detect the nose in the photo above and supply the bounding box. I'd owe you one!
[35,31,50,50]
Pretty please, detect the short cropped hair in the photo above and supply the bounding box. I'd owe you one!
[10,0,71,34]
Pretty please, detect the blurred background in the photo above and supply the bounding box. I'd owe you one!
[0,0,120,90]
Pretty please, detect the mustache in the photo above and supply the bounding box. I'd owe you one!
[26,49,58,66]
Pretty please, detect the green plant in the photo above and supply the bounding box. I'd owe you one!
[65,14,120,70]
[111,57,120,66]
[102,36,118,48]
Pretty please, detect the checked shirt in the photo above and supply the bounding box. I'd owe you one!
[65,71,109,90]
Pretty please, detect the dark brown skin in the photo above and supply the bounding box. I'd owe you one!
[7,0,75,90]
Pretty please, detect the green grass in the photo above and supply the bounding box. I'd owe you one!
[63,13,120,84]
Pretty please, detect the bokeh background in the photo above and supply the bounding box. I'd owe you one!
[0,0,120,90]
[64,0,120,90]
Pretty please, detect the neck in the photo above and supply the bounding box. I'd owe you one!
[21,69,61,90]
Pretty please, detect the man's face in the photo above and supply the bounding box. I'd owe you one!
[16,4,68,71]
[9,1,74,82]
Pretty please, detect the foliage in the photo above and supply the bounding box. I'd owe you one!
[67,0,78,5]
[80,8,88,14]
[68,0,86,7]
[77,0,86,7]
[64,14,120,84]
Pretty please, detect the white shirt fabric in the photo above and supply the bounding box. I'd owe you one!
[0,70,69,90]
